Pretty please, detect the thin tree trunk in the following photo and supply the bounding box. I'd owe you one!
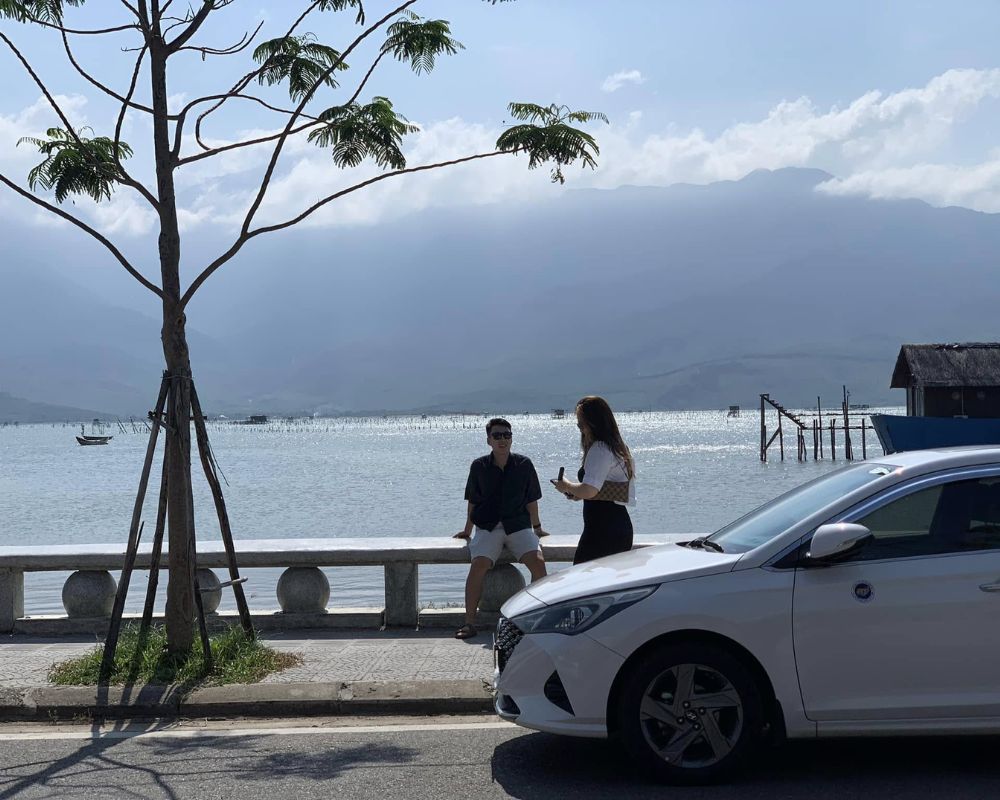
[149,17,195,654]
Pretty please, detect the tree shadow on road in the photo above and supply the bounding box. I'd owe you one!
[0,724,418,799]
[490,731,1000,799]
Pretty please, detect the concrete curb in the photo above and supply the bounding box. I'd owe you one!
[0,680,495,722]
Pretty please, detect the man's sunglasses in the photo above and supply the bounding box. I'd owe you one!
[490,431,513,440]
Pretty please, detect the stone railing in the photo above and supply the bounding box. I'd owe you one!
[0,535,689,635]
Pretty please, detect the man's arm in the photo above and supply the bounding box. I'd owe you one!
[454,501,474,540]
[526,500,549,537]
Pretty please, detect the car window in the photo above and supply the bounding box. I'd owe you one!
[710,464,893,553]
[849,476,1000,561]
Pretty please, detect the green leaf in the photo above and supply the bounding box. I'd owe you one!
[496,103,607,184]
[317,0,365,25]
[18,127,132,204]
[0,0,83,23]
[381,10,464,75]
[308,97,419,170]
[253,35,348,102]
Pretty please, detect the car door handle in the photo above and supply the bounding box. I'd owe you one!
[980,582,1000,593]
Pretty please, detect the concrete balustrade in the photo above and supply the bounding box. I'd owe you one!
[0,534,688,635]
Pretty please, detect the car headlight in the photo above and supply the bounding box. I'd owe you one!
[510,585,658,635]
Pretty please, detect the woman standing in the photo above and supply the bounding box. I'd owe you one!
[553,396,636,564]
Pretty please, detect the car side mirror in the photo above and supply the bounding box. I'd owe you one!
[805,523,873,564]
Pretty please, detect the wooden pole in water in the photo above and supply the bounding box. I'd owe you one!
[778,411,784,461]
[862,417,868,459]
[830,418,836,460]
[759,394,767,462]
[842,385,852,460]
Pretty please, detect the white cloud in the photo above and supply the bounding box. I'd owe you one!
[601,69,645,93]
[816,160,1000,213]
[7,68,1000,236]
[587,68,1000,190]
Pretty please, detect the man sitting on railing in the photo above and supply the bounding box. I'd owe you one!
[453,417,548,639]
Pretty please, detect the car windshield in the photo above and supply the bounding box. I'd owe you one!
[707,464,897,553]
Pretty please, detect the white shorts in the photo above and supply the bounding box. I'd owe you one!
[468,524,541,564]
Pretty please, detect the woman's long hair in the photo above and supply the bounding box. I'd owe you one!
[577,396,634,479]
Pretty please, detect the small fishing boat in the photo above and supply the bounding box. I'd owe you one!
[76,435,111,446]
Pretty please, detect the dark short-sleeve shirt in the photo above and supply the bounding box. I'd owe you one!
[464,452,542,534]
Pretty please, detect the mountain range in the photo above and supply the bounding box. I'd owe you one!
[2,167,998,419]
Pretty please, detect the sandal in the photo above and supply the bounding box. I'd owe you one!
[454,623,477,639]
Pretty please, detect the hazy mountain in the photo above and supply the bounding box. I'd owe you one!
[0,392,110,424]
[3,167,1000,416]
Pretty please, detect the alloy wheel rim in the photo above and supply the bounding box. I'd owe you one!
[638,662,744,769]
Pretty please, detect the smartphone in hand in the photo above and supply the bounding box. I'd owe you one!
[549,466,565,486]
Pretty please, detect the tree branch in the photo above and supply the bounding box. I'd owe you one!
[239,0,418,237]
[166,0,219,54]
[113,45,161,210]
[60,29,173,119]
[188,1,322,150]
[181,149,510,307]
[176,45,390,165]
[177,119,321,166]
[175,20,263,57]
[0,169,163,298]
[173,93,322,158]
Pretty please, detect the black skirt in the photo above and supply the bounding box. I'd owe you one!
[573,499,633,565]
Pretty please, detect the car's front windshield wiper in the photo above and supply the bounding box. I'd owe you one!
[686,536,725,553]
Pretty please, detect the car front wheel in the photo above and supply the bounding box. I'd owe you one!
[616,642,765,784]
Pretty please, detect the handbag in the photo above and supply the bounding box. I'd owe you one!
[591,479,630,503]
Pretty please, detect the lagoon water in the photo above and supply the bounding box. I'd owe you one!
[0,409,900,616]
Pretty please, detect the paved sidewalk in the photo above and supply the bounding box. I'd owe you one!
[0,630,497,720]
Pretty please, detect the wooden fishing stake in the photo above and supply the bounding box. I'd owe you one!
[100,375,169,684]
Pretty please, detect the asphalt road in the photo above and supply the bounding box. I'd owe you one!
[1,715,998,799]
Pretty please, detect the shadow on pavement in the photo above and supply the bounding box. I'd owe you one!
[490,731,1000,799]
[0,725,418,799]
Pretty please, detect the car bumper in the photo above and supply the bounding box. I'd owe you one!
[494,626,625,738]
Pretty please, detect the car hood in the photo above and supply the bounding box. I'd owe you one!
[502,542,741,616]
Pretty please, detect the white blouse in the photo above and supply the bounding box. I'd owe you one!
[581,441,636,506]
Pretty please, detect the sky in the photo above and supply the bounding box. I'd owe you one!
[3,0,1000,299]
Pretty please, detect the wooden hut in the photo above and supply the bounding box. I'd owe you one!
[891,343,1000,418]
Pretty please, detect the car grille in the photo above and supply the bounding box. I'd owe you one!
[495,616,523,674]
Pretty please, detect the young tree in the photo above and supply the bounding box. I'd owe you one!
[0,0,605,654]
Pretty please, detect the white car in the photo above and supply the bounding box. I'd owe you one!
[494,446,1000,784]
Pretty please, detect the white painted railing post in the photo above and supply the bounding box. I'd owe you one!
[384,562,418,627]
[0,568,24,634]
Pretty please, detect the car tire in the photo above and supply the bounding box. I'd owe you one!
[616,641,765,785]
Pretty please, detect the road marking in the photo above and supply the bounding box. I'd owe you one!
[0,720,518,742]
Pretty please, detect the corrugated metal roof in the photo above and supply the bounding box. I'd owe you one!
[891,343,1000,388]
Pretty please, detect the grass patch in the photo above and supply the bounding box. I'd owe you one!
[48,624,302,688]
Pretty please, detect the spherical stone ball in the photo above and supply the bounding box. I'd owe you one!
[196,568,222,614]
[480,563,526,613]
[62,570,117,618]
[276,567,330,614]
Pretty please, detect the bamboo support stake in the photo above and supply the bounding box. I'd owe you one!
[139,445,169,635]
[190,383,254,639]
[100,374,169,684]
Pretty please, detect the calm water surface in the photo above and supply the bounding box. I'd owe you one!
[0,409,898,615]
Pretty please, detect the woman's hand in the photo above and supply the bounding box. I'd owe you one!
[453,530,471,540]
[553,478,572,495]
